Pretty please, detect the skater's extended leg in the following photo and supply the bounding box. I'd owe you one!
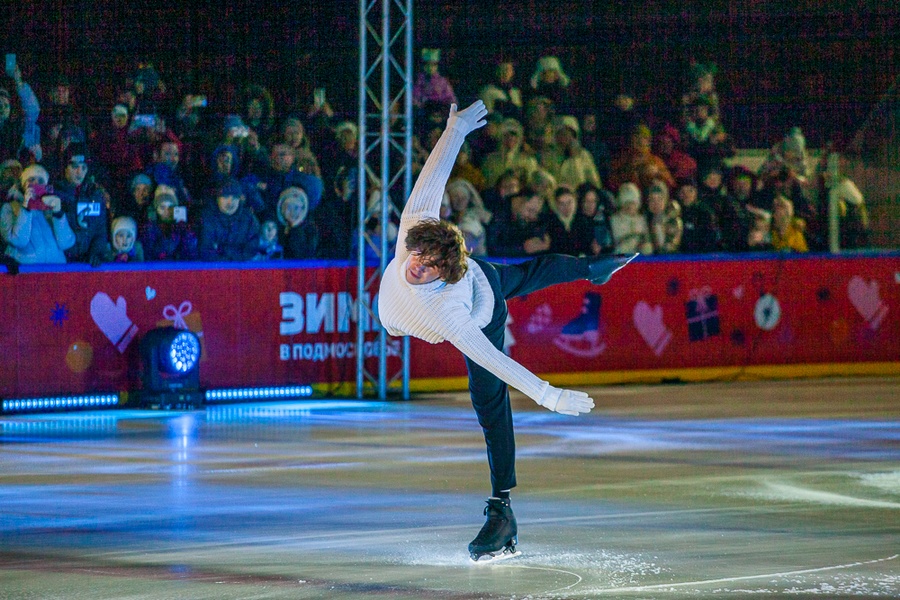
[487,252,638,300]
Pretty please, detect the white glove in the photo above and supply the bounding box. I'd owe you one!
[537,385,595,416]
[447,100,488,136]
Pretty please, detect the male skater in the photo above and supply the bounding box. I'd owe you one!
[377,100,635,561]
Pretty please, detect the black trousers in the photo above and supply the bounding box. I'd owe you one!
[468,254,590,496]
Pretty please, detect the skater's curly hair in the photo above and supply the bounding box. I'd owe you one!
[405,218,469,284]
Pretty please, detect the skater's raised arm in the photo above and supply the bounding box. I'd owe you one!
[395,101,487,263]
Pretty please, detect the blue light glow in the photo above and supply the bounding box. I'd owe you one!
[2,394,119,414]
[204,385,314,403]
[167,331,200,373]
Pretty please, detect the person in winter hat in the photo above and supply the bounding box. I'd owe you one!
[1,164,75,264]
[199,177,260,261]
[107,215,144,262]
[277,185,318,259]
[610,181,653,254]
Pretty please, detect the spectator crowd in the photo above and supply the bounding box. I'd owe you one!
[1,51,872,270]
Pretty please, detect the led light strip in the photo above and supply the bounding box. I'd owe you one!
[2,394,120,414]
[204,386,314,403]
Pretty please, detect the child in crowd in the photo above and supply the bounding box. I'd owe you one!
[277,186,318,260]
[106,216,144,262]
[610,182,653,254]
[254,218,284,260]
[771,195,808,252]
[141,191,199,261]
[646,179,683,254]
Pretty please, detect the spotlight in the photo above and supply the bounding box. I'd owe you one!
[138,327,202,409]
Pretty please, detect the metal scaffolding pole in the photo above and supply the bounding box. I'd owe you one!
[356,0,413,400]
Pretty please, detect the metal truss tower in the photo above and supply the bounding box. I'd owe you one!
[356,0,413,399]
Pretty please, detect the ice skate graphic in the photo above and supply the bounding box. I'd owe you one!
[553,292,606,358]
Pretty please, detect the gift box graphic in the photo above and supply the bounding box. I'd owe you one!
[156,300,207,360]
[685,287,720,341]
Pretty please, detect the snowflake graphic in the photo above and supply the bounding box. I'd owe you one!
[50,302,70,328]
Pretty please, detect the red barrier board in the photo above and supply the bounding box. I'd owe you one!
[1,254,898,397]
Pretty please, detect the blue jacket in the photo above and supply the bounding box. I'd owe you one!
[198,204,260,261]
[1,201,75,264]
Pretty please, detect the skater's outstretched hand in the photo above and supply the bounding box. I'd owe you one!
[538,386,595,416]
[448,100,488,136]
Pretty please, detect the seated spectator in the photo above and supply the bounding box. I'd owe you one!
[480,118,538,189]
[253,218,283,261]
[579,113,612,184]
[140,190,199,261]
[602,91,643,158]
[40,74,85,158]
[0,65,43,162]
[528,56,571,112]
[478,60,522,119]
[654,124,697,183]
[770,195,808,252]
[486,187,550,257]
[753,164,815,226]
[199,178,260,261]
[444,178,491,256]
[43,123,86,180]
[547,186,595,256]
[717,167,757,252]
[745,207,774,252]
[315,165,358,260]
[467,111,503,167]
[683,97,734,175]
[527,167,558,210]
[242,84,276,146]
[281,115,322,178]
[259,142,323,220]
[540,116,602,190]
[449,141,486,192]
[608,124,676,192]
[205,145,264,214]
[106,216,144,262]
[0,159,22,198]
[646,180,683,254]
[576,182,616,255]
[610,182,653,255]
[277,186,318,259]
[220,114,268,176]
[413,48,457,108]
[91,104,143,200]
[480,168,522,217]
[56,144,110,267]
[1,164,75,264]
[698,164,727,213]
[113,173,154,224]
[523,95,554,154]
[145,137,193,207]
[759,126,811,185]
[681,61,721,125]
[677,180,720,253]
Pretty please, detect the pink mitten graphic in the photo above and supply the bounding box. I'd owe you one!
[847,276,888,330]
[90,292,139,353]
[633,301,672,356]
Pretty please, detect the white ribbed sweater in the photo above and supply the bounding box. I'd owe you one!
[377,116,550,403]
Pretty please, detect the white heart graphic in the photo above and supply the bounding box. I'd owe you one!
[733,285,744,299]
[146,286,157,300]
[847,276,888,330]
[632,301,671,356]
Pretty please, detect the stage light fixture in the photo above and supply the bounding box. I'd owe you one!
[138,327,202,409]
[1,394,120,415]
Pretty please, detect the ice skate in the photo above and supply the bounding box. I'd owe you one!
[468,497,519,562]
[587,252,638,285]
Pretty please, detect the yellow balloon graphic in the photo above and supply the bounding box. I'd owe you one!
[66,340,94,373]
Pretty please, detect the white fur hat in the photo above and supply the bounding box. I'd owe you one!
[617,182,642,208]
[20,164,49,187]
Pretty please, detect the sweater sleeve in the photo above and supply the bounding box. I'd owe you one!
[394,117,468,265]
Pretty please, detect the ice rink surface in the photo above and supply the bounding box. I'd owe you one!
[1,377,898,599]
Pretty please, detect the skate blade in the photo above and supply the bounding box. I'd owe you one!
[469,545,520,564]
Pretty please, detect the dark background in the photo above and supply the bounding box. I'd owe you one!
[3,0,898,148]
